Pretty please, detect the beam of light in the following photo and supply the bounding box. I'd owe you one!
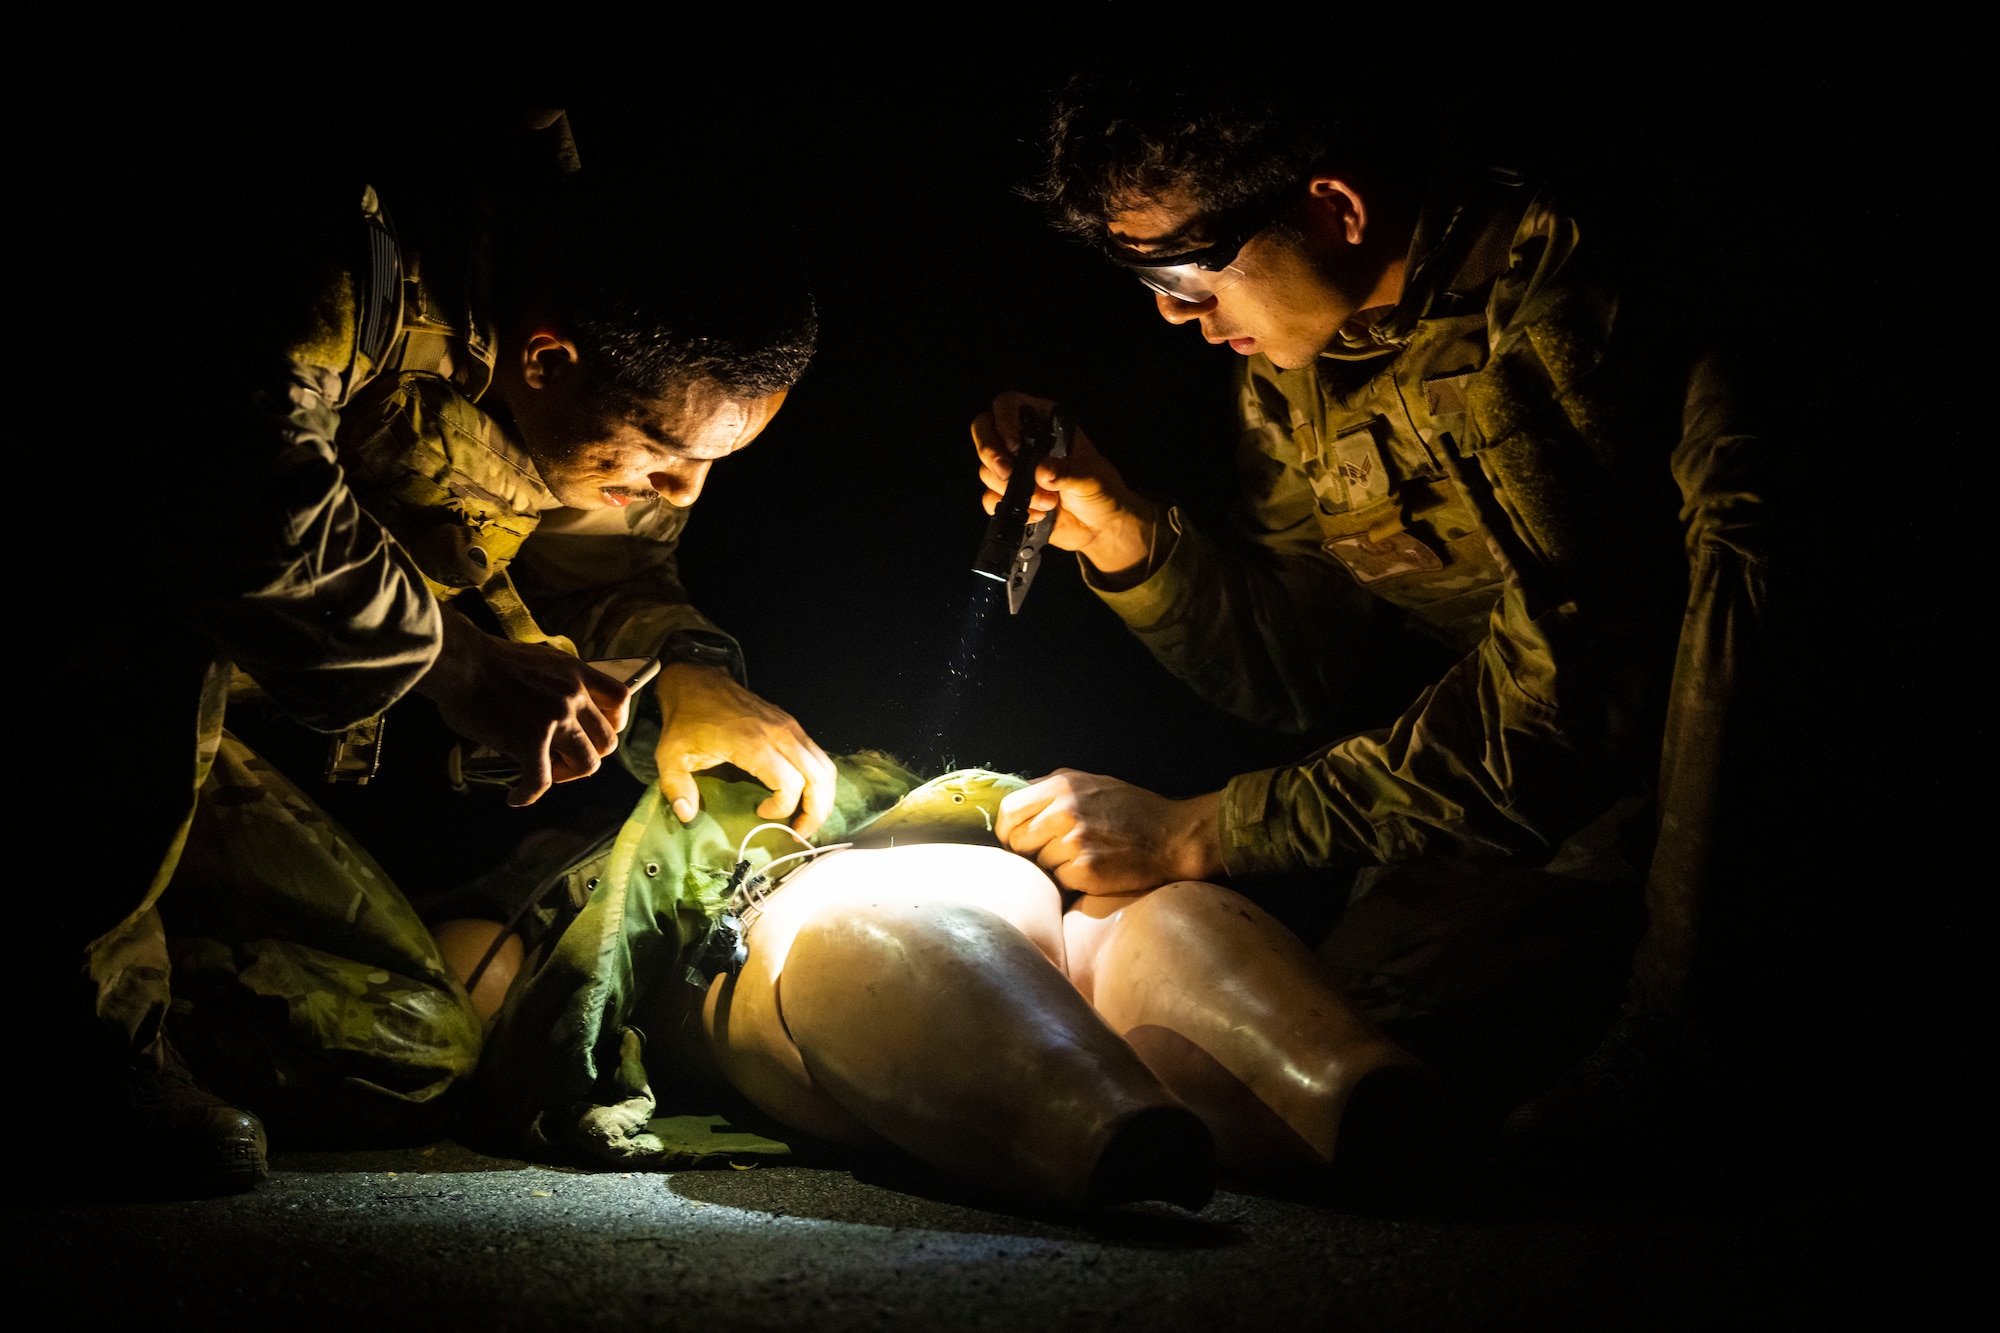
[917,577,1003,774]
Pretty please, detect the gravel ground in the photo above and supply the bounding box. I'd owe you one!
[3,1140,1942,1331]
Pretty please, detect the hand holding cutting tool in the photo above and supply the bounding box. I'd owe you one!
[972,401,1072,614]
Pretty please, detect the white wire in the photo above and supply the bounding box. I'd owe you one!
[736,821,815,864]
[750,843,853,887]
[728,843,856,931]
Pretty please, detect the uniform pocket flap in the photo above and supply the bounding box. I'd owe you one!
[1324,531,1445,584]
[1423,370,1478,421]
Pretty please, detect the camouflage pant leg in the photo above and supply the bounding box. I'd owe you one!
[1316,798,1652,1119]
[84,656,232,1060]
[161,731,482,1145]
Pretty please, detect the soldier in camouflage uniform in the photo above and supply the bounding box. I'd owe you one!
[974,77,1772,1173]
[59,118,833,1189]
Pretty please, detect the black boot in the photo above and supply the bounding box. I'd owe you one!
[121,1031,267,1196]
[1497,1009,1708,1193]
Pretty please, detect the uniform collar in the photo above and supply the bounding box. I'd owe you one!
[1322,164,1533,360]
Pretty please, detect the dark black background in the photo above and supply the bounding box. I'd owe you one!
[19,10,1979,1168]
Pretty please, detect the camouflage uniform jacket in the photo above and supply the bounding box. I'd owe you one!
[68,184,446,1037]
[1093,170,1771,962]
[166,185,446,734]
[334,211,742,681]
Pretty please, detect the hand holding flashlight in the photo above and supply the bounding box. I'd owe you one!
[971,391,1159,592]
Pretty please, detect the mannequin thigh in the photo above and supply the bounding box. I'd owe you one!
[701,844,1066,1140]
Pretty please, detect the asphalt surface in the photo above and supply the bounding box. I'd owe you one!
[3,1139,1942,1331]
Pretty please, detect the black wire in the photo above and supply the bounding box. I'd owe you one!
[461,823,621,994]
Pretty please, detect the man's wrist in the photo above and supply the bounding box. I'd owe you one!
[1170,790,1226,881]
[654,660,729,705]
[413,607,483,701]
[658,629,747,687]
[1080,500,1159,591]
[656,661,726,681]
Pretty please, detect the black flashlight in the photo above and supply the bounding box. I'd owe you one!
[972,403,1071,614]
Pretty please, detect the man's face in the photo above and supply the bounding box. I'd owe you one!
[513,373,787,512]
[1107,187,1378,371]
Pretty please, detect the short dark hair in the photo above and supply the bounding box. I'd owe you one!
[1033,72,1368,245]
[505,170,817,406]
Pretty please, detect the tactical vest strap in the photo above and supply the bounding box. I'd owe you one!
[1463,282,1632,604]
[344,186,404,406]
[1434,432,1562,619]
[478,567,578,657]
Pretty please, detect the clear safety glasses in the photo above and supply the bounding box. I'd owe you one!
[1126,256,1248,303]
[1107,194,1291,304]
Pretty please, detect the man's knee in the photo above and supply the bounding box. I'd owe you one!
[171,936,482,1146]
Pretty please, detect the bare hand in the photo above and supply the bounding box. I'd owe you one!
[654,664,838,836]
[971,390,1157,586]
[995,768,1224,895]
[416,609,630,807]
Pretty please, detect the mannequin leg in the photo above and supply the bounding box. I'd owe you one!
[434,920,524,1026]
[703,846,1212,1208]
[784,900,1211,1208]
[701,844,1065,1145]
[1065,881,1437,1178]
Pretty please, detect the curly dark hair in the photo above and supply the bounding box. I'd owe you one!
[505,170,817,407]
[1032,72,1371,245]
